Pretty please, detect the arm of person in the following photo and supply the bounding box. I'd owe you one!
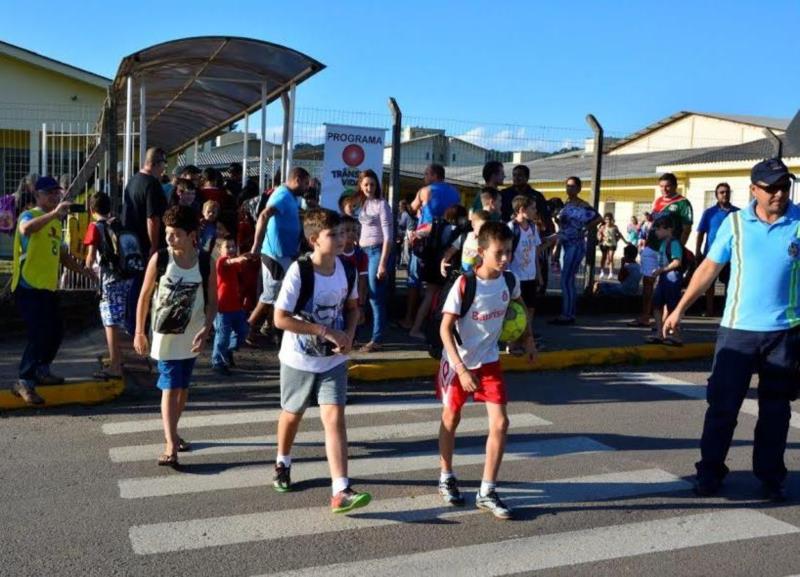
[410,186,429,214]
[146,216,161,257]
[59,244,91,277]
[341,298,359,354]
[192,259,218,353]
[511,295,537,362]
[440,313,479,392]
[377,201,393,279]
[663,257,725,336]
[695,231,706,261]
[84,244,97,271]
[19,202,70,236]
[133,253,160,356]
[440,245,458,277]
[251,205,278,254]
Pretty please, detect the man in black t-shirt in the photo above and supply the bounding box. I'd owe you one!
[122,147,168,256]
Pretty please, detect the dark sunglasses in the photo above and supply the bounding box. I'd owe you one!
[760,179,792,194]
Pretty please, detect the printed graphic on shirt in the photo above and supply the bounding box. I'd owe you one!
[295,286,347,357]
[154,277,201,334]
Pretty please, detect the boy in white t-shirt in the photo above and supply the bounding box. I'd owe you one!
[271,208,369,514]
[437,221,537,519]
[507,195,544,354]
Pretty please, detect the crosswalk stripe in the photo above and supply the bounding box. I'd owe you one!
[593,372,800,429]
[129,467,690,555]
[252,510,798,576]
[109,414,551,463]
[118,436,611,499]
[101,399,442,435]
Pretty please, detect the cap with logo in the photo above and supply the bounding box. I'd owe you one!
[751,157,795,187]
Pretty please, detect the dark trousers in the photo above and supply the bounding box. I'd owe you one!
[15,286,63,382]
[697,326,800,487]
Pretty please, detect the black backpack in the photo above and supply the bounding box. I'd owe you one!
[293,254,357,316]
[155,249,211,308]
[426,270,517,359]
[95,218,145,279]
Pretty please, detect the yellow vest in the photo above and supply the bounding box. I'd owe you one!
[12,207,62,292]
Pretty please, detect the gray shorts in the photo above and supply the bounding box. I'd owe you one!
[280,362,348,413]
[260,255,293,304]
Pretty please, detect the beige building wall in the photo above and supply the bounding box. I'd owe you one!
[610,115,783,156]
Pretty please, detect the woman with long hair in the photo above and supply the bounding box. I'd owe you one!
[357,169,393,352]
[550,176,602,325]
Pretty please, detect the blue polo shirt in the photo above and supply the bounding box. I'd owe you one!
[707,201,800,331]
[261,185,300,260]
[697,204,739,255]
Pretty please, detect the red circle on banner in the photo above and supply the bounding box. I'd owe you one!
[342,144,365,167]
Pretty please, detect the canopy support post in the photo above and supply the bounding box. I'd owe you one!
[139,81,147,166]
[242,112,249,187]
[259,81,267,193]
[123,76,133,188]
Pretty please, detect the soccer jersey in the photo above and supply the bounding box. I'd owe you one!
[708,202,800,332]
[442,271,521,369]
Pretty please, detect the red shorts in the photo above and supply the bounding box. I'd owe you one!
[435,359,506,411]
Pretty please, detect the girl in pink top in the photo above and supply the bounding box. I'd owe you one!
[357,169,393,352]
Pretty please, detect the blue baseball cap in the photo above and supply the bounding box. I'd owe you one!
[751,158,795,187]
[34,176,62,192]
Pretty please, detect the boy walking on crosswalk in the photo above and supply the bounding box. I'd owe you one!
[437,221,536,519]
[271,208,369,513]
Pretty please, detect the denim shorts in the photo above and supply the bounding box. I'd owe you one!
[280,362,348,413]
[260,255,293,304]
[156,358,197,390]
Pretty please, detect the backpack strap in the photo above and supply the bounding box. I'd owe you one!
[294,253,314,315]
[338,255,356,302]
[458,271,477,318]
[503,270,517,298]
[510,222,522,259]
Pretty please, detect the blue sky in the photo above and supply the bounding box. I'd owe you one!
[6,0,800,145]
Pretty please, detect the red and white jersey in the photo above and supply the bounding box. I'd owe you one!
[442,272,521,369]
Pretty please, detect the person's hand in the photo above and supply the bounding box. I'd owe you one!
[458,368,479,393]
[191,324,211,353]
[524,335,538,364]
[53,201,71,219]
[377,263,387,280]
[652,267,662,277]
[663,311,682,339]
[440,259,451,278]
[133,333,149,356]
[324,328,351,354]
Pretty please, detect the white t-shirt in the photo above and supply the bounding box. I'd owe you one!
[275,258,358,373]
[508,221,541,281]
[150,250,205,361]
[442,271,521,369]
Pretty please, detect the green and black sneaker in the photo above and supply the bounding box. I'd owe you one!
[273,463,292,493]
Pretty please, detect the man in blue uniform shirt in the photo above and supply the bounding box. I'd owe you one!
[665,157,800,502]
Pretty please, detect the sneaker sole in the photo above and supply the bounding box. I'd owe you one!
[332,492,372,514]
[439,494,465,506]
[273,484,292,493]
[476,503,512,520]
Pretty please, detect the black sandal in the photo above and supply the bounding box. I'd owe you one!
[157,454,178,467]
[177,437,191,452]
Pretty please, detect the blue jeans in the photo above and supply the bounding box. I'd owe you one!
[697,326,800,487]
[559,242,585,319]
[15,286,63,384]
[212,311,250,367]
[364,244,391,343]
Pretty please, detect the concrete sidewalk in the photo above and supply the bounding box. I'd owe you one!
[0,312,719,410]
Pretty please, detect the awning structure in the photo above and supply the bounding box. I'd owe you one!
[111,36,325,156]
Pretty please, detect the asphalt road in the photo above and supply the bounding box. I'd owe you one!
[3,359,800,577]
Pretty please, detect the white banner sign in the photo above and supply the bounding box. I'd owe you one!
[320,123,386,210]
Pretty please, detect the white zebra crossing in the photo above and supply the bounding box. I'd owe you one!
[251,510,799,577]
[129,468,691,554]
[102,399,442,435]
[592,371,800,429]
[108,413,552,463]
[118,436,612,499]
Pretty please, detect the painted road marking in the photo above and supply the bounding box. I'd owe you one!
[590,372,800,429]
[109,413,551,463]
[102,399,443,435]
[253,510,798,576]
[119,436,611,499]
[130,468,690,554]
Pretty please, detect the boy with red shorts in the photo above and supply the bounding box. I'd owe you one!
[437,221,536,519]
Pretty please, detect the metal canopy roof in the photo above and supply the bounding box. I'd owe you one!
[111,36,325,155]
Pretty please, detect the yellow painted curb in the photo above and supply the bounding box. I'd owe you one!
[348,342,716,382]
[0,378,124,411]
